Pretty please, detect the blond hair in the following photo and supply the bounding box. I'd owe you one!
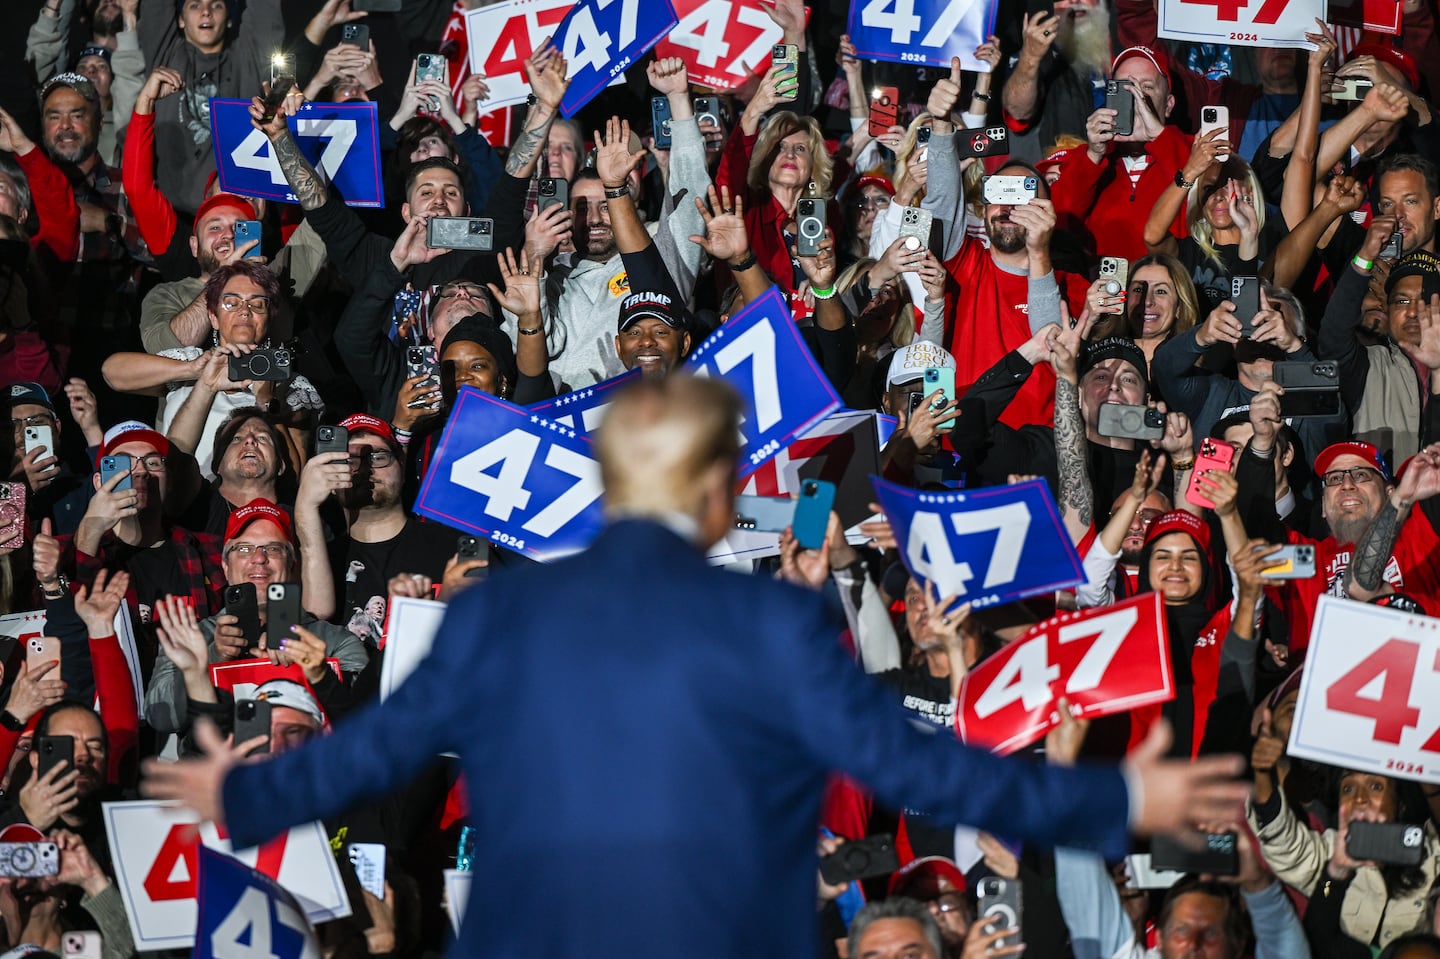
[748,112,833,199]
[596,376,742,519]
[1187,157,1266,269]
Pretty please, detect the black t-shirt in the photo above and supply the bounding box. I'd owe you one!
[118,540,192,616]
[876,665,952,729]
[1176,215,1289,316]
[332,517,456,647]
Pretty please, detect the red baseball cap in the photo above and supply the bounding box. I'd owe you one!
[1314,441,1392,483]
[97,420,170,468]
[224,498,296,544]
[1346,43,1420,92]
[194,192,257,225]
[1144,509,1211,553]
[887,856,967,898]
[853,174,895,197]
[1112,45,1171,79]
[339,413,398,451]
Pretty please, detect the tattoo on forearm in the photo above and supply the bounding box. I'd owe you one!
[273,131,327,211]
[1347,500,1402,593]
[505,118,553,176]
[1054,378,1093,527]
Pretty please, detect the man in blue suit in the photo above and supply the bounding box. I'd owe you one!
[144,375,1248,958]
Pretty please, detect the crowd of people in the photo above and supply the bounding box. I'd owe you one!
[0,0,1436,954]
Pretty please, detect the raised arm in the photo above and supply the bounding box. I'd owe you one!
[1268,175,1359,290]
[101,351,199,396]
[487,249,549,382]
[1315,82,1409,184]
[504,42,569,180]
[1001,13,1058,126]
[124,68,186,255]
[1146,131,1226,255]
[1345,442,1440,600]
[1278,23,1335,230]
[1046,317,1094,543]
[691,186,772,307]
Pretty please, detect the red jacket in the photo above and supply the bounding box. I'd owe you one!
[1050,125,1191,262]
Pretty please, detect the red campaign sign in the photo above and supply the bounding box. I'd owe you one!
[955,593,1174,755]
[1327,0,1401,33]
[209,657,340,701]
[654,0,806,92]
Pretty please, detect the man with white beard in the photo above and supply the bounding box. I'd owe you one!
[1001,0,1115,162]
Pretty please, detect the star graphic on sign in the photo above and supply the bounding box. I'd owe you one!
[529,415,540,424]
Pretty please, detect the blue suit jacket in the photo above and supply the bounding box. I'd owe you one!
[224,520,1132,957]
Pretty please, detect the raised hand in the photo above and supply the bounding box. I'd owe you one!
[73,569,129,636]
[797,228,837,290]
[647,57,690,97]
[524,201,573,262]
[689,186,751,263]
[487,248,541,319]
[154,595,211,676]
[525,40,569,111]
[926,58,964,126]
[0,107,35,156]
[4,661,64,726]
[1398,294,1440,370]
[593,116,646,188]
[136,67,184,115]
[1019,11,1059,64]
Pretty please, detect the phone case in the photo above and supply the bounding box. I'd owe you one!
[1098,256,1129,295]
[791,480,836,550]
[796,198,826,257]
[1198,106,1229,160]
[234,220,263,258]
[23,424,54,459]
[25,636,59,681]
[1106,80,1134,137]
[347,843,387,898]
[818,834,899,885]
[36,734,73,782]
[868,86,899,138]
[62,932,103,959]
[733,495,796,534]
[978,877,1022,949]
[224,583,263,648]
[956,125,1010,158]
[1259,544,1318,580]
[234,699,272,755]
[896,206,933,253]
[538,177,570,215]
[0,483,25,551]
[650,97,673,149]
[427,217,493,251]
[771,45,798,101]
[1185,438,1237,510]
[982,175,1038,206]
[1096,404,1163,441]
[99,453,133,492]
[1230,276,1261,338]
[316,425,350,456]
[1346,821,1426,865]
[342,24,370,48]
[1150,832,1239,875]
[265,583,302,651]
[922,367,956,429]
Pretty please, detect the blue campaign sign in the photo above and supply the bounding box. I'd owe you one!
[847,0,998,71]
[195,846,318,959]
[556,0,680,117]
[416,389,605,562]
[210,98,384,208]
[873,477,1084,609]
[527,368,641,438]
[685,286,841,480]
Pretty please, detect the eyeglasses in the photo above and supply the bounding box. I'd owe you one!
[1322,466,1383,488]
[226,542,290,558]
[11,414,55,432]
[437,283,486,300]
[348,449,396,468]
[130,454,167,472]
[853,196,891,211]
[220,294,271,315]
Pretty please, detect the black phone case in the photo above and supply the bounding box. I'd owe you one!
[650,97,673,149]
[36,735,73,782]
[234,699,272,755]
[316,425,349,456]
[818,834,899,884]
[1347,822,1426,865]
[225,583,263,649]
[1106,82,1134,137]
[265,583,302,651]
[1231,276,1261,337]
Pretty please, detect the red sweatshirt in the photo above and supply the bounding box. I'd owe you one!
[121,111,178,257]
[1049,125,1192,262]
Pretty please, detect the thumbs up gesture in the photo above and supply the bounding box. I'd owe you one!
[926,57,965,133]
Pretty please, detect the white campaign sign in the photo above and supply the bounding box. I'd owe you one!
[1289,595,1440,784]
[465,0,627,111]
[103,801,349,952]
[1157,0,1323,47]
[379,597,448,701]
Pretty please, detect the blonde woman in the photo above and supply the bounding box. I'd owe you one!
[715,71,835,298]
[1144,131,1285,313]
[1087,253,1201,367]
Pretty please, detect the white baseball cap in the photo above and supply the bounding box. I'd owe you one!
[886,340,956,388]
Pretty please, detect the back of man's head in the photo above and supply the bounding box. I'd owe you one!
[595,376,741,525]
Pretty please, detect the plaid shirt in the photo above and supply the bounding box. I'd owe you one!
[59,525,226,617]
[71,162,150,265]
